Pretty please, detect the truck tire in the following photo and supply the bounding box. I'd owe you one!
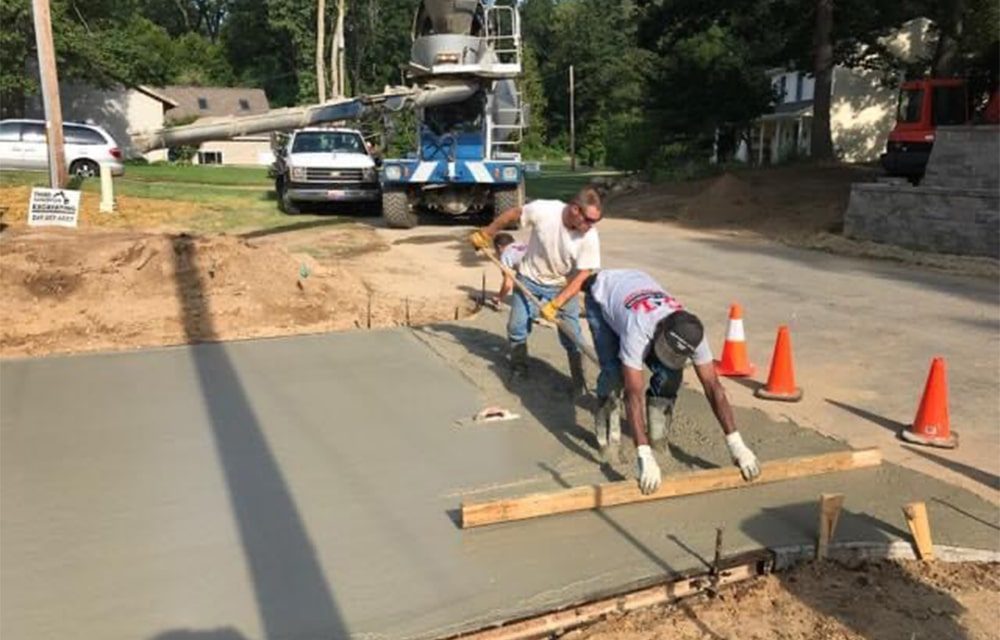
[275,176,301,214]
[493,181,524,229]
[382,189,418,228]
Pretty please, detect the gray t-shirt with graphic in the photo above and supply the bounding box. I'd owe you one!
[590,269,713,370]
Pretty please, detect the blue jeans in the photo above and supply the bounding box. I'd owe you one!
[584,289,683,400]
[508,275,582,354]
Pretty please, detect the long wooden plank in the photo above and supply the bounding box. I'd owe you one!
[461,448,882,528]
[450,561,761,640]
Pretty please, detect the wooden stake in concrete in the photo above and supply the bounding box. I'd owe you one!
[461,448,882,528]
[816,493,844,559]
[31,0,67,188]
[902,501,934,560]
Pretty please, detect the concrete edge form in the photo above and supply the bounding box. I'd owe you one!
[445,543,999,640]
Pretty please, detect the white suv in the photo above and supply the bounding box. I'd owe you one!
[0,119,125,178]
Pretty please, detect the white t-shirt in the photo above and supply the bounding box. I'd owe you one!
[500,242,528,269]
[590,269,713,370]
[516,199,601,286]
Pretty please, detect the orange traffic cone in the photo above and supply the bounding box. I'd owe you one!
[899,357,957,448]
[755,325,803,402]
[714,303,756,377]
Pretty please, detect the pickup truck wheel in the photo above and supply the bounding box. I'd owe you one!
[493,181,524,230]
[382,189,417,228]
[277,180,301,214]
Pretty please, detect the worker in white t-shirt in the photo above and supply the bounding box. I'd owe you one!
[470,187,602,391]
[583,269,761,495]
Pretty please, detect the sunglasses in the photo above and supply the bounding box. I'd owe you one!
[576,206,602,226]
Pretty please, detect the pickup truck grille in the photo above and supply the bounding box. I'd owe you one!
[304,168,365,182]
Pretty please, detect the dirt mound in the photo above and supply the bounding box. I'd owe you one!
[0,227,474,357]
[568,559,1000,640]
[0,185,207,229]
[679,172,761,226]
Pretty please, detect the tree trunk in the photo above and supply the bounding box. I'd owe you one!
[339,0,346,96]
[931,0,965,77]
[810,0,835,160]
[330,0,346,98]
[316,0,327,102]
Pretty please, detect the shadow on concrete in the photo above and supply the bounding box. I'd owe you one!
[903,446,1000,492]
[824,398,907,435]
[931,498,1000,531]
[741,502,972,640]
[540,463,726,640]
[151,235,348,638]
[424,324,604,466]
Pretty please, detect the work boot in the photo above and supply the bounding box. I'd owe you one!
[647,396,675,453]
[510,342,529,380]
[593,391,622,462]
[567,351,587,397]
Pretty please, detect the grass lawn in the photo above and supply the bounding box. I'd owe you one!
[1,162,618,233]
[525,163,620,200]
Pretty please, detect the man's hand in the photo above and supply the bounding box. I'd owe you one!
[469,229,492,251]
[635,444,661,494]
[539,300,561,322]
[725,432,761,481]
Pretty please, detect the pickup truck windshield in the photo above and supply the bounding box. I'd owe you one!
[292,131,366,154]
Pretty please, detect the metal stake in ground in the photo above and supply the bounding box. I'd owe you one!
[475,247,598,365]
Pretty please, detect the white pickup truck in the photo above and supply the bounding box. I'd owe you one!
[271,127,380,214]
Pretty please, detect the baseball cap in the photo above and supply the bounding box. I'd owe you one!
[653,310,704,369]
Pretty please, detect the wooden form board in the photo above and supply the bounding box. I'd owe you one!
[461,448,882,529]
[452,560,760,640]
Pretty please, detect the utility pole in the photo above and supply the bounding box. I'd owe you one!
[32,0,67,188]
[569,65,576,172]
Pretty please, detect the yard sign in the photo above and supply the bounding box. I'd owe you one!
[28,188,81,228]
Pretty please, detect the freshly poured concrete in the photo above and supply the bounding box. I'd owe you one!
[2,319,998,639]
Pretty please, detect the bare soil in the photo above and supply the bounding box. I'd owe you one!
[565,559,1000,640]
[0,224,477,357]
[606,165,998,278]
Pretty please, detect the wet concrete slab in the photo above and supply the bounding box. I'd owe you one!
[2,320,998,639]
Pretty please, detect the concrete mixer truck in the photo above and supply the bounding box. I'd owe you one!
[133,0,526,228]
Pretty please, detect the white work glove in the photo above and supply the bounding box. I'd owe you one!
[635,445,662,495]
[726,432,761,481]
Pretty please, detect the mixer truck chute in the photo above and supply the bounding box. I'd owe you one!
[131,0,527,229]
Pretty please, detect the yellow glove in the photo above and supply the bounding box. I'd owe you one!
[469,229,491,251]
[540,300,561,322]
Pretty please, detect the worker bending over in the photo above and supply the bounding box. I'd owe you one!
[583,269,761,494]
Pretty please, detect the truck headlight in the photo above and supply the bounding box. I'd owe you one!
[362,167,377,182]
[502,166,518,181]
[384,165,403,181]
[290,166,306,181]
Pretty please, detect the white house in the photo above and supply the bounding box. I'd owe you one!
[738,18,936,165]
[26,83,273,165]
[26,83,177,161]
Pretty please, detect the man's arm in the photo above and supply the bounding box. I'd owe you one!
[552,269,591,309]
[693,362,761,481]
[483,206,523,237]
[622,366,649,447]
[624,365,661,494]
[497,273,515,300]
[693,362,737,435]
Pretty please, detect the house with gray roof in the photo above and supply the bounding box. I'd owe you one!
[26,83,273,165]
